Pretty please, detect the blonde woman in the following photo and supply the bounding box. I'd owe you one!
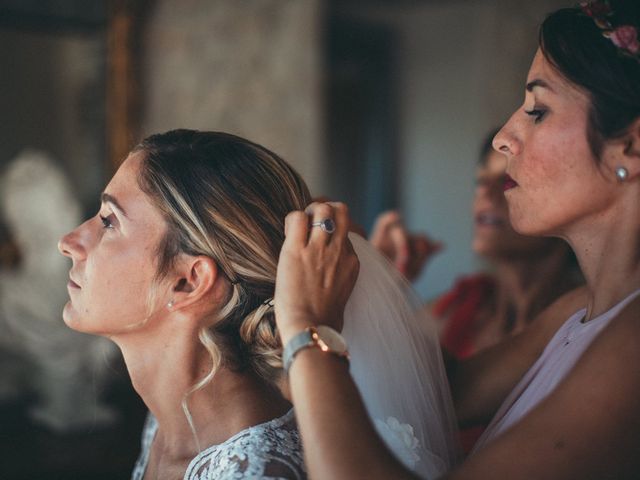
[59,130,457,479]
[59,131,306,479]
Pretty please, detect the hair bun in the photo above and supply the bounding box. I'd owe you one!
[239,301,283,382]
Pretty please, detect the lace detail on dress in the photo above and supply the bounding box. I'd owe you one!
[131,409,306,480]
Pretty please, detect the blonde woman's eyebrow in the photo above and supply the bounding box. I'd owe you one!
[101,192,129,218]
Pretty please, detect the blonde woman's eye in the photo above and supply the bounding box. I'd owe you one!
[100,215,114,229]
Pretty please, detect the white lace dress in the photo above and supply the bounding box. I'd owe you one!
[130,409,306,480]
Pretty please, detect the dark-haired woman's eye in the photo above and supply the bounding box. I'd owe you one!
[524,108,547,124]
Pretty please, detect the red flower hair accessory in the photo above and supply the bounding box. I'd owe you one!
[609,25,640,55]
[580,0,640,60]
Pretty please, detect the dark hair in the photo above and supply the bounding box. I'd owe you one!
[539,0,640,158]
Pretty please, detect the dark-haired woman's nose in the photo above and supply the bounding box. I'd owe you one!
[493,117,522,157]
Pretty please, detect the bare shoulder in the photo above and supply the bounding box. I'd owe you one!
[534,285,589,334]
[508,285,590,358]
[450,287,589,426]
[451,292,640,480]
[609,292,640,331]
[586,292,640,376]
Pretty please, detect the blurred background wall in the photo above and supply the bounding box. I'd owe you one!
[330,0,567,299]
[140,0,326,194]
[136,0,567,301]
[0,0,568,477]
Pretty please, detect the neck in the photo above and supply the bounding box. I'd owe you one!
[111,316,290,460]
[492,244,575,331]
[563,198,640,320]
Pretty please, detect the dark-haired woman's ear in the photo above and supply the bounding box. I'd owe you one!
[623,118,640,159]
[603,118,640,182]
[616,118,640,181]
[167,255,227,318]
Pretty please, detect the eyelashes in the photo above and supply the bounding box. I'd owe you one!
[100,214,115,229]
[524,108,547,123]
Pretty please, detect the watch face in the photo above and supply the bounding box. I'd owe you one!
[316,325,347,353]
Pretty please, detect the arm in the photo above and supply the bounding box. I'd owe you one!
[449,286,588,426]
[290,349,417,479]
[445,294,640,479]
[275,203,416,480]
[277,203,637,479]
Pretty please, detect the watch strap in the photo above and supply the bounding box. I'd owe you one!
[283,326,349,373]
[283,328,314,372]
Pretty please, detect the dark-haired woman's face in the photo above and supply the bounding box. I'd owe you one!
[493,50,619,239]
[472,151,552,259]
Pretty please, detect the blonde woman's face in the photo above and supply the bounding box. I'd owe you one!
[493,50,618,239]
[58,152,169,335]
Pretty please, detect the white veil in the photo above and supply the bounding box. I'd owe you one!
[342,234,460,479]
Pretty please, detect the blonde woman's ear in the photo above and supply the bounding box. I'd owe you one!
[169,255,220,312]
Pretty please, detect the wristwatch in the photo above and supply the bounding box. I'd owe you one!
[283,325,349,373]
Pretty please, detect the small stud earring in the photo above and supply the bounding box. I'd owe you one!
[167,300,175,309]
[615,166,629,182]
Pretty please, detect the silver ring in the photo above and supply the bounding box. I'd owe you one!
[311,218,336,234]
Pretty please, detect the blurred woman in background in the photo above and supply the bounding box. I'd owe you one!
[433,130,582,360]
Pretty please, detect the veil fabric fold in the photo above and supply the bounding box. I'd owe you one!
[342,234,459,478]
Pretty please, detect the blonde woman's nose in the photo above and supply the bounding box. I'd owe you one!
[58,225,86,260]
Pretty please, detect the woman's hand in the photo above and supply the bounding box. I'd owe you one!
[369,210,442,282]
[274,202,360,345]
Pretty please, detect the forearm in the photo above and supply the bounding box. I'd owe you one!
[289,348,417,480]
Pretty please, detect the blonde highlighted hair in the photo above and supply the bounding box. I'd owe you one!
[133,130,311,389]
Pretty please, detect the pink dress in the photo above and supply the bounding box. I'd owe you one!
[473,288,640,452]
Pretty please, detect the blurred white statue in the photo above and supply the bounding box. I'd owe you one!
[0,149,119,432]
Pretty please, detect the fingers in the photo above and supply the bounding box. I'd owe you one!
[368,209,445,281]
[306,202,336,244]
[404,235,443,281]
[369,210,403,248]
[284,211,309,249]
[326,202,350,243]
[415,236,443,258]
[289,201,351,248]
[369,210,411,272]
[388,222,410,274]
[276,201,360,337]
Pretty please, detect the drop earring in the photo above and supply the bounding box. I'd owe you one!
[615,166,629,182]
[167,300,175,309]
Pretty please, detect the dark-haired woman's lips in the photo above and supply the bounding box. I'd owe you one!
[503,174,518,191]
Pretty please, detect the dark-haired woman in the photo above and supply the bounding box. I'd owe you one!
[274,1,640,478]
